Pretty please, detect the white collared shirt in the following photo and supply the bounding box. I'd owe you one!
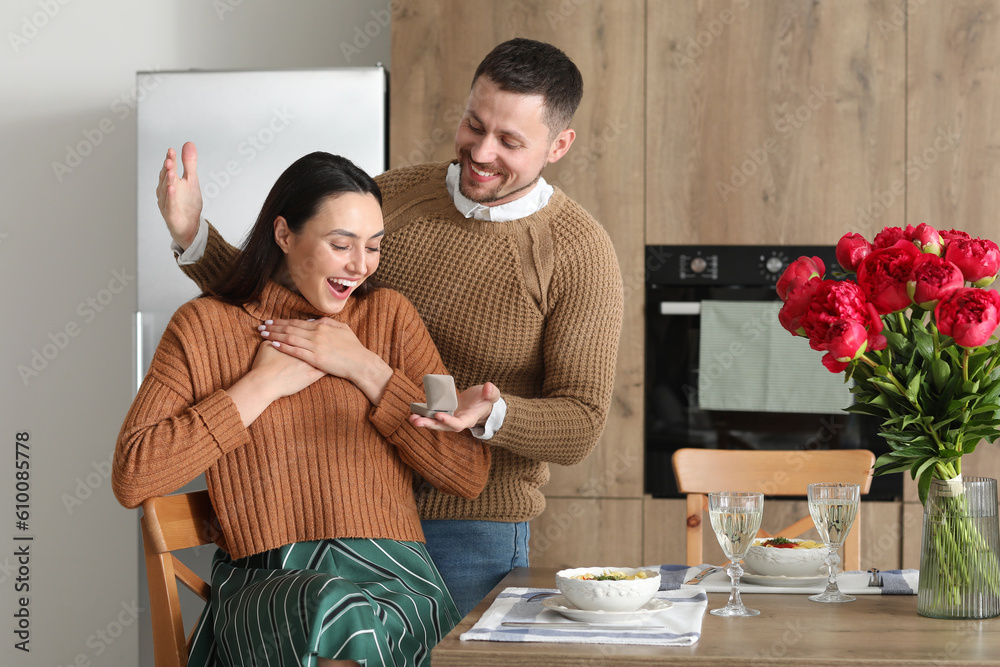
[445,162,553,222]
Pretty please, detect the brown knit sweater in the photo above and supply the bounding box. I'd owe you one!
[182,161,623,523]
[113,281,490,559]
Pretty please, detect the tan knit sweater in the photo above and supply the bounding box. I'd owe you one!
[182,161,623,523]
[113,282,490,559]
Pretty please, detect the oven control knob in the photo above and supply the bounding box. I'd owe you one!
[765,256,784,274]
[690,257,708,274]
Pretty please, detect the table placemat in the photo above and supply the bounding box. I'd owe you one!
[460,586,708,646]
[663,563,918,595]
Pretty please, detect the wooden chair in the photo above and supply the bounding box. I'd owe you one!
[671,448,875,570]
[141,491,355,667]
[141,491,216,667]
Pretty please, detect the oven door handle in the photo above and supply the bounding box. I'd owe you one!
[659,301,701,315]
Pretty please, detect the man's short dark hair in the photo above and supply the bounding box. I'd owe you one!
[472,38,583,133]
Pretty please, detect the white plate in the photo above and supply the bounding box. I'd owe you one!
[541,594,672,623]
[741,570,828,587]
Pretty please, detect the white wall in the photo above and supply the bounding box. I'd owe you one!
[0,1,390,664]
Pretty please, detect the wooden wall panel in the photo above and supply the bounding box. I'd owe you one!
[905,0,1000,557]
[908,1,1000,240]
[647,0,906,245]
[529,498,644,568]
[391,1,646,498]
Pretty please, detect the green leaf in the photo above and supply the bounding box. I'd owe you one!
[844,403,890,418]
[917,468,933,505]
[905,373,923,405]
[884,330,912,354]
[962,379,981,393]
[913,327,936,363]
[873,460,915,475]
[932,358,951,391]
[913,457,938,481]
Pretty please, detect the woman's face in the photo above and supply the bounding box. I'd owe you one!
[274,192,384,314]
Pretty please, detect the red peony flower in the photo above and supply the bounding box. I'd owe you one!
[944,238,1000,287]
[835,233,872,273]
[819,319,870,373]
[778,277,821,336]
[905,223,944,256]
[856,242,921,313]
[940,229,972,245]
[799,280,872,350]
[873,227,906,249]
[776,256,825,302]
[935,287,1000,348]
[907,254,965,309]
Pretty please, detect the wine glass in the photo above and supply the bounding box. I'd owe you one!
[807,482,861,603]
[708,491,764,617]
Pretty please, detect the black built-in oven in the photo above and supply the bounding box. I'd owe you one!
[644,245,901,500]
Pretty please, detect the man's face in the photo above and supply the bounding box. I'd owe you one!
[454,77,574,206]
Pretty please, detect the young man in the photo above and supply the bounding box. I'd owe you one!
[158,38,623,616]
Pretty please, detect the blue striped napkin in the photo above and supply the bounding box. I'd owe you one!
[460,586,708,646]
[664,563,919,595]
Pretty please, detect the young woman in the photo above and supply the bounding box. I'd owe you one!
[113,152,490,666]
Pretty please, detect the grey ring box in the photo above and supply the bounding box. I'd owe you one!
[410,374,458,417]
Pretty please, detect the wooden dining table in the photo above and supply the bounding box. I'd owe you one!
[431,567,1000,666]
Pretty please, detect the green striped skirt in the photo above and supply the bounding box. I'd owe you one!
[186,538,460,667]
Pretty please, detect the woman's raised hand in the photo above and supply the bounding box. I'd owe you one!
[156,142,204,250]
[260,318,393,405]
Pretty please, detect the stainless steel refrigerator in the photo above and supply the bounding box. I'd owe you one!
[133,67,386,662]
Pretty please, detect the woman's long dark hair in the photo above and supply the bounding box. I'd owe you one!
[209,152,382,305]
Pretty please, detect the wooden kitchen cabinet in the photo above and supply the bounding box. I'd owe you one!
[528,498,644,568]
[391,0,647,569]
[907,1,1000,241]
[392,0,1000,572]
[646,0,906,246]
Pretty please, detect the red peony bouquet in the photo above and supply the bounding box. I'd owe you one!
[776,224,1000,502]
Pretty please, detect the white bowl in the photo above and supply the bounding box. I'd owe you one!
[744,538,828,577]
[555,567,661,612]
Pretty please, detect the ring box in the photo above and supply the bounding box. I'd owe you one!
[410,374,458,418]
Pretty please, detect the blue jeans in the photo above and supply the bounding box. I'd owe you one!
[421,519,530,617]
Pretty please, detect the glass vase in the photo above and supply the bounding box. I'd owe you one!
[917,476,1000,619]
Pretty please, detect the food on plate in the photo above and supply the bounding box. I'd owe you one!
[571,569,651,581]
[744,537,828,577]
[759,536,823,549]
[555,567,662,612]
